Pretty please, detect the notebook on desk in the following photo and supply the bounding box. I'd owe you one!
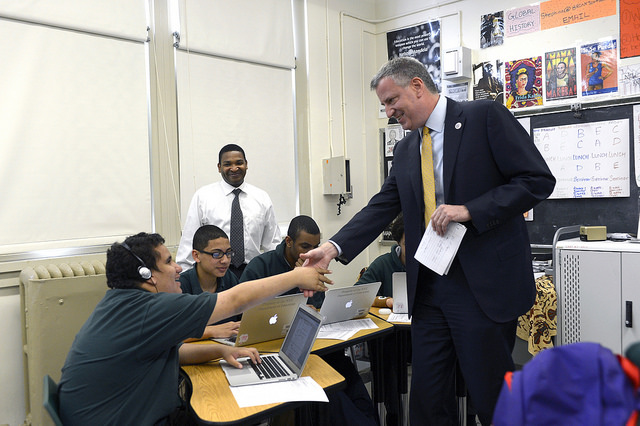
[319,282,381,324]
[220,304,323,386]
[392,272,408,314]
[213,293,306,347]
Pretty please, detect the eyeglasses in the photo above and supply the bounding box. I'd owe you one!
[199,249,235,259]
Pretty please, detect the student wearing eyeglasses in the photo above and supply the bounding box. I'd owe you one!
[179,224,242,340]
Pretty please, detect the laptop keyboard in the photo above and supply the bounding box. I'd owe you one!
[250,356,290,380]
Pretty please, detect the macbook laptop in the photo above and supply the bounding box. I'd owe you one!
[319,282,381,324]
[213,293,306,347]
[392,272,408,314]
[220,304,323,386]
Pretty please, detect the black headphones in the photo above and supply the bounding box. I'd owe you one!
[121,242,152,280]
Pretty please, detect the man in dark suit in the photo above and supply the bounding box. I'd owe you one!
[302,57,555,425]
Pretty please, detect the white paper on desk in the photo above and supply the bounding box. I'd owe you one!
[415,220,466,275]
[229,376,328,408]
[387,313,411,323]
[317,318,378,340]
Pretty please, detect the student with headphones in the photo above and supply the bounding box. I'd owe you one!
[58,232,331,426]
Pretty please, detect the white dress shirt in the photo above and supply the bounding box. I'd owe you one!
[176,180,282,270]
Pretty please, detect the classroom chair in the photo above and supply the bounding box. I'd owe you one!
[43,375,63,426]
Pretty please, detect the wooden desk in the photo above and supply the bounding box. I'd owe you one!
[181,354,345,425]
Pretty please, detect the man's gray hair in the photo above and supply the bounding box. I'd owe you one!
[370,57,438,94]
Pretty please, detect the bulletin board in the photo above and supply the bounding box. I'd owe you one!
[526,104,639,245]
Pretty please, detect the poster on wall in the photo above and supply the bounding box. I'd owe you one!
[443,81,469,102]
[545,48,577,101]
[619,64,640,96]
[382,125,410,179]
[472,60,504,103]
[480,11,504,49]
[580,40,618,96]
[504,4,540,38]
[505,57,543,109]
[620,0,640,59]
[540,0,616,30]
[533,119,630,199]
[387,21,441,91]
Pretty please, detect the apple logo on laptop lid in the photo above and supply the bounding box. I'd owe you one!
[345,299,353,309]
[269,313,278,325]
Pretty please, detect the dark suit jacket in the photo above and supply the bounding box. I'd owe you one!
[332,99,555,323]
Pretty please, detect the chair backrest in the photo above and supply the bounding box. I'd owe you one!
[43,375,63,426]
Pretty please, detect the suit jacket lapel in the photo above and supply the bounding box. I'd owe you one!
[443,99,465,201]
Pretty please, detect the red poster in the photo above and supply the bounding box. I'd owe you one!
[620,0,640,59]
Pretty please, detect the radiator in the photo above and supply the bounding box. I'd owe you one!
[20,260,107,426]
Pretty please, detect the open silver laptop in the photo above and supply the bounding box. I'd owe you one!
[220,304,323,386]
[392,272,408,314]
[319,282,381,324]
[213,293,306,347]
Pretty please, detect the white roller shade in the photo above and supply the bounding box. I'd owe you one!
[176,51,297,227]
[175,0,295,69]
[0,0,148,41]
[0,19,151,254]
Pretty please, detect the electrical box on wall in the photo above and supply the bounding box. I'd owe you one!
[442,46,471,81]
[322,156,351,195]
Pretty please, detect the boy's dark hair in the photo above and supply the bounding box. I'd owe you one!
[106,232,165,289]
[192,225,229,252]
[390,213,405,243]
[287,215,320,240]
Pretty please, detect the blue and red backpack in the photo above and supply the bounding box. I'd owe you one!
[493,342,640,425]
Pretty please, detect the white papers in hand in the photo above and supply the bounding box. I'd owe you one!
[415,220,467,276]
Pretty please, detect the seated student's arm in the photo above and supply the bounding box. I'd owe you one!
[183,321,241,342]
[179,343,260,368]
[211,266,331,324]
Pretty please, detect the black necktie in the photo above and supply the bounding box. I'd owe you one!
[230,188,245,267]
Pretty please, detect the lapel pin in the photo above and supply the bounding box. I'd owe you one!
[455,122,462,130]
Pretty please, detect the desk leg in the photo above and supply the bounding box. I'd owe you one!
[369,338,386,426]
[398,328,410,426]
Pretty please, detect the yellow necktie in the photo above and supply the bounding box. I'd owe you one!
[421,127,436,227]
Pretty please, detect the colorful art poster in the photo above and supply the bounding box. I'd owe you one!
[505,5,540,37]
[540,0,616,30]
[473,60,504,104]
[505,57,543,109]
[580,40,618,96]
[545,48,577,100]
[480,11,504,49]
[620,0,640,59]
[387,20,441,91]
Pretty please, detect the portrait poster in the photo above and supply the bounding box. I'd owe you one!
[480,11,504,49]
[383,125,410,179]
[387,21,441,91]
[545,48,577,101]
[580,40,618,96]
[473,60,504,104]
[620,0,640,59]
[505,57,543,109]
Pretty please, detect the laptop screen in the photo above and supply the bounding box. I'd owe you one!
[280,307,322,370]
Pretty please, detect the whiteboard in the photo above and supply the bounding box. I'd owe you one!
[533,119,630,199]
